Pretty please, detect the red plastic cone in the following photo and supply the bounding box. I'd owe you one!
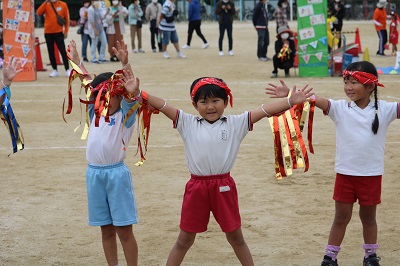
[355,28,363,53]
[35,37,47,71]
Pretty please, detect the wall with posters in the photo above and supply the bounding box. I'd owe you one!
[297,0,328,77]
[3,0,36,82]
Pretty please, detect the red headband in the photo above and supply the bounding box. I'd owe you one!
[191,77,233,107]
[342,70,385,87]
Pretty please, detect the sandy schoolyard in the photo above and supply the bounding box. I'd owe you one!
[1,20,399,265]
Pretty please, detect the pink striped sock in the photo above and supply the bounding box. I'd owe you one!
[325,245,341,261]
[363,243,379,258]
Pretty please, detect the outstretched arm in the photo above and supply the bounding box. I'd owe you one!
[67,40,91,79]
[121,70,178,121]
[1,56,23,104]
[265,79,330,112]
[250,84,314,124]
[112,40,133,73]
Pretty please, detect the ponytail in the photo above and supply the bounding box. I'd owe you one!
[371,86,379,134]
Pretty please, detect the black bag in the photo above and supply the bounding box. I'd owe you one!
[77,24,84,34]
[50,2,66,26]
[136,20,142,28]
[150,19,157,28]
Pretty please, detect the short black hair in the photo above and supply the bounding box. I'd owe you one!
[190,77,229,103]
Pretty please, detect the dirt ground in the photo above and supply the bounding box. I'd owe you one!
[1,20,399,266]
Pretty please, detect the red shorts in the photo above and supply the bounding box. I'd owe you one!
[333,173,382,206]
[180,173,241,233]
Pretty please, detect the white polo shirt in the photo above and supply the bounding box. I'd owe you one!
[325,99,400,176]
[174,110,252,176]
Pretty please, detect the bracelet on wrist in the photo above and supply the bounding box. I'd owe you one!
[260,104,270,116]
[1,80,10,88]
[287,97,292,108]
[159,101,167,111]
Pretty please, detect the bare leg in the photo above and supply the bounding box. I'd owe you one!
[166,229,196,266]
[327,201,353,245]
[359,205,378,244]
[173,42,180,53]
[115,225,138,266]
[101,225,118,266]
[225,227,254,266]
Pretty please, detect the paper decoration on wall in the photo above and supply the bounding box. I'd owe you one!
[298,5,314,17]
[15,10,30,22]
[309,41,318,49]
[315,52,323,61]
[15,31,30,44]
[310,14,325,25]
[8,0,23,9]
[19,58,28,67]
[299,27,316,40]
[5,45,12,53]
[302,54,311,64]
[5,18,20,30]
[21,45,30,57]
[319,36,327,46]
[300,44,308,53]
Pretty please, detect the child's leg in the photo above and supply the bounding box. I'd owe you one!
[115,225,138,266]
[101,224,118,266]
[359,205,378,244]
[225,227,254,266]
[166,229,196,266]
[327,201,353,246]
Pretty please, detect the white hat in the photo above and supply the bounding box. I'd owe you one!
[377,0,387,8]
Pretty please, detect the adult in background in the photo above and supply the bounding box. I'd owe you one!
[273,0,289,33]
[79,0,92,62]
[215,0,235,56]
[145,0,162,53]
[128,0,145,53]
[105,0,128,61]
[182,0,209,49]
[271,26,295,78]
[329,0,345,48]
[159,0,186,59]
[36,0,71,77]
[252,0,270,61]
[88,0,108,63]
[373,0,388,56]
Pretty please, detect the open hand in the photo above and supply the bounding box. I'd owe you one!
[3,56,23,86]
[67,40,80,65]
[265,79,290,98]
[112,40,128,65]
[121,69,140,97]
[289,84,314,105]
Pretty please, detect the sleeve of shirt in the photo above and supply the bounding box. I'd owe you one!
[229,112,251,142]
[121,99,138,128]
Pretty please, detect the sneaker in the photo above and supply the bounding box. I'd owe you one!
[83,57,89,62]
[99,59,109,63]
[259,57,267,61]
[271,72,277,78]
[152,49,157,53]
[321,255,338,266]
[182,44,190,49]
[133,49,138,53]
[202,43,209,49]
[177,51,186,58]
[138,49,145,53]
[65,69,71,77]
[219,51,224,56]
[91,60,100,64]
[49,69,60,77]
[363,254,381,266]
[228,50,234,56]
[163,52,170,59]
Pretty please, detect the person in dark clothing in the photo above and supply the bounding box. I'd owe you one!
[329,0,345,48]
[182,0,209,49]
[252,0,270,61]
[215,0,235,56]
[271,26,296,78]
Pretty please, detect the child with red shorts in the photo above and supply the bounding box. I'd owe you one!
[266,61,400,266]
[120,70,313,265]
[389,10,399,56]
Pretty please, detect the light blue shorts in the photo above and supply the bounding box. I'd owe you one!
[162,30,179,45]
[86,161,138,226]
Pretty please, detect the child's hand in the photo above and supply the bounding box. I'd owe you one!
[265,80,290,98]
[122,70,140,97]
[3,56,22,86]
[112,40,128,65]
[289,84,314,105]
[67,40,80,65]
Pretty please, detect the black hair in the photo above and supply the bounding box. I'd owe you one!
[91,72,113,97]
[190,77,229,103]
[82,0,91,4]
[345,61,379,134]
[277,0,288,8]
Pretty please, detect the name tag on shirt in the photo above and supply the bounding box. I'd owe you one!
[219,185,230,192]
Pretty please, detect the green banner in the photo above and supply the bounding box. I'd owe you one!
[297,0,328,77]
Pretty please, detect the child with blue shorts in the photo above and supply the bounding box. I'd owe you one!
[119,69,313,265]
[67,40,142,266]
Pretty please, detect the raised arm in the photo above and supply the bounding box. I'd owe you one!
[1,56,22,104]
[67,40,92,87]
[250,83,314,124]
[121,70,178,121]
[265,79,330,112]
